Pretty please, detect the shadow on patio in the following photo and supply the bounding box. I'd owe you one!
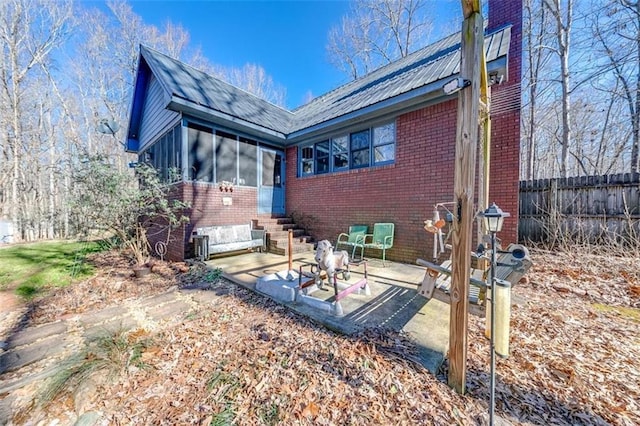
[205,252,450,373]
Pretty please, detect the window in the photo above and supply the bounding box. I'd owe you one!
[215,131,237,183]
[315,140,330,174]
[172,125,182,180]
[188,125,214,182]
[373,122,395,164]
[301,146,314,175]
[350,130,370,168]
[238,137,257,186]
[332,135,348,170]
[139,123,182,182]
[297,120,396,177]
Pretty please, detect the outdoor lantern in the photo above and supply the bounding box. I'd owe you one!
[478,202,510,426]
[481,202,510,233]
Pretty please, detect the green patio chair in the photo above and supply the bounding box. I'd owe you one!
[363,223,395,266]
[336,225,368,260]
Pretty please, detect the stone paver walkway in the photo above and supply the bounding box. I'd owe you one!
[0,285,219,424]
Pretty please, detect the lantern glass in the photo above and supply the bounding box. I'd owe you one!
[480,203,510,233]
[484,215,503,233]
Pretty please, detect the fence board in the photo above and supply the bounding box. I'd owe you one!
[519,173,640,244]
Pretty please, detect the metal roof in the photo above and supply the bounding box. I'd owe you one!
[140,45,293,133]
[137,24,511,140]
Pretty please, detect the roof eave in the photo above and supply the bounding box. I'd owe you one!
[169,96,288,143]
[286,55,507,144]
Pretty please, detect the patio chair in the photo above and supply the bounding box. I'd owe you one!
[336,225,368,260]
[362,223,395,266]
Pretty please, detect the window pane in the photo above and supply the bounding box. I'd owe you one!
[167,131,174,169]
[188,127,213,181]
[351,130,369,168]
[262,151,282,187]
[350,130,369,150]
[351,149,369,167]
[373,123,395,146]
[173,125,182,180]
[238,138,257,186]
[301,146,313,160]
[301,146,313,175]
[161,134,169,181]
[215,132,237,183]
[332,135,348,169]
[374,144,395,163]
[315,140,329,174]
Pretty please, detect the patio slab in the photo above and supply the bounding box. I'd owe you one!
[206,252,450,374]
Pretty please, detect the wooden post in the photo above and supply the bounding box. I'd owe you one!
[288,229,293,271]
[478,47,491,246]
[449,0,484,395]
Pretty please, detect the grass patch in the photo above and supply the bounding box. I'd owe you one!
[592,303,640,322]
[0,240,105,297]
[38,328,154,407]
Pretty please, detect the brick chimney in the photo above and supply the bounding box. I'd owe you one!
[486,0,523,244]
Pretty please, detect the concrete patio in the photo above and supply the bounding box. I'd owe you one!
[205,252,451,374]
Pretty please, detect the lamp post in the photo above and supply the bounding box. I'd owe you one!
[479,203,510,426]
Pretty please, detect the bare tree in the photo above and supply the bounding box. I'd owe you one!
[327,0,434,79]
[216,63,287,107]
[590,0,640,173]
[0,0,72,240]
[522,0,555,180]
[543,0,574,178]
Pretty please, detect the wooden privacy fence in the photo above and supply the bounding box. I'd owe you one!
[519,173,640,245]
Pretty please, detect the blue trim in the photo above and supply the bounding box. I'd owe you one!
[126,138,139,152]
[126,57,150,153]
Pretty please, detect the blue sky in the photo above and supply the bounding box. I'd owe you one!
[127,0,461,108]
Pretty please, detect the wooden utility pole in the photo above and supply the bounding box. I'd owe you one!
[449,0,484,394]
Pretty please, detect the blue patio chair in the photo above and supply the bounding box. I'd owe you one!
[363,223,395,266]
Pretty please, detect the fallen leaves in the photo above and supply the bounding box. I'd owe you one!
[8,248,640,425]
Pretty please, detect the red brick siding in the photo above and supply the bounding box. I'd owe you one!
[285,0,524,263]
[488,0,523,243]
[150,182,261,261]
[287,100,460,264]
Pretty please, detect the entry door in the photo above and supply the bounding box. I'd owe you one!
[258,148,285,214]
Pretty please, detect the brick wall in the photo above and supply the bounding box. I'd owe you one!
[286,0,523,263]
[287,100,459,264]
[488,0,523,243]
[149,182,261,261]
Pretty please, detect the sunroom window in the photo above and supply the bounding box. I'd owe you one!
[315,140,330,174]
[350,130,370,168]
[301,146,314,175]
[215,131,238,183]
[332,135,349,170]
[373,122,395,164]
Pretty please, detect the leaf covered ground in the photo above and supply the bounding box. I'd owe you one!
[5,249,640,425]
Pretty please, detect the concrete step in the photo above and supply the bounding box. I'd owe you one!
[259,223,297,232]
[270,235,314,245]
[253,217,292,227]
[254,215,313,256]
[268,241,315,256]
[268,229,306,240]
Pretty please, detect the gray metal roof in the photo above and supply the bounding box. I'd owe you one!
[290,26,511,133]
[139,24,511,139]
[140,45,293,133]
